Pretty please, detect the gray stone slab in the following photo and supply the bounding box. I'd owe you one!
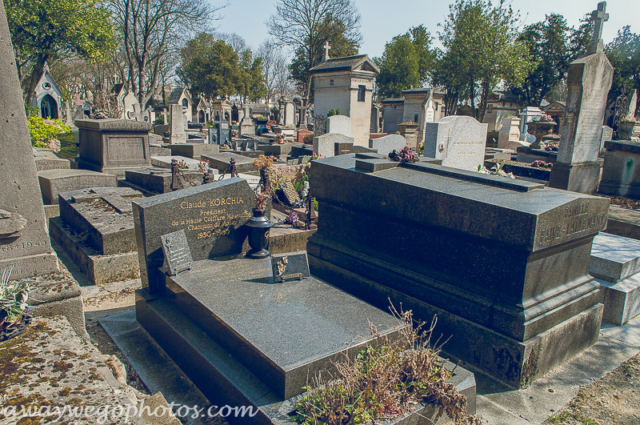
[368,134,407,155]
[168,143,219,159]
[0,2,59,279]
[33,148,71,171]
[424,115,488,171]
[59,187,143,255]
[313,133,354,158]
[590,232,640,282]
[605,205,640,241]
[38,169,117,205]
[132,178,257,293]
[201,152,255,173]
[160,257,407,400]
[151,155,202,170]
[600,313,640,347]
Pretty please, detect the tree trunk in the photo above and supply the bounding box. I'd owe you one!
[25,54,49,108]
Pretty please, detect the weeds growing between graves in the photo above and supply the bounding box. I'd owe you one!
[292,304,481,425]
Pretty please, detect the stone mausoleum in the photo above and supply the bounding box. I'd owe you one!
[310,48,379,147]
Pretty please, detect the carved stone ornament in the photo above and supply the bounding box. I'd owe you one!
[0,209,27,239]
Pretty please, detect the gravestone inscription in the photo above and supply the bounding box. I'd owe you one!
[271,251,310,283]
[161,229,193,276]
[133,178,256,293]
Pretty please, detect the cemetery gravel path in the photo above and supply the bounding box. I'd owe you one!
[544,353,640,425]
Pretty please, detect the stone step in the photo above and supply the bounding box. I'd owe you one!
[590,232,640,282]
[135,290,476,424]
[597,274,640,325]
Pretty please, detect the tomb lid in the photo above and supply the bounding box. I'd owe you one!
[75,119,151,132]
[311,154,609,252]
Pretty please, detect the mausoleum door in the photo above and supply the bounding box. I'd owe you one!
[41,94,59,119]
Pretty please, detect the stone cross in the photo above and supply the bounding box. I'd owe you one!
[323,41,331,61]
[589,2,609,50]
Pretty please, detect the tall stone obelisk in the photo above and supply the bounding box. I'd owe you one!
[0,0,59,278]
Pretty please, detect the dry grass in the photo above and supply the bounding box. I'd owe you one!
[293,304,481,424]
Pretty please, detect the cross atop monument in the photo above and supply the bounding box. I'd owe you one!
[588,1,609,53]
[323,41,331,62]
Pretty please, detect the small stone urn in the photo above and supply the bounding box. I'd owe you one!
[527,120,557,149]
[246,208,274,258]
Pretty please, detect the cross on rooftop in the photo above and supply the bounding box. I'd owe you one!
[589,1,609,47]
[323,41,331,61]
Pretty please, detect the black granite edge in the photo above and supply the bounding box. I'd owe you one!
[136,289,476,424]
[135,290,283,424]
[75,119,152,132]
[307,253,604,389]
[604,139,640,154]
[306,233,519,325]
[308,233,602,341]
[401,161,544,192]
[163,276,289,398]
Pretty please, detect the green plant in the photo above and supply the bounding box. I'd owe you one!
[477,162,515,179]
[336,108,340,115]
[28,115,70,152]
[0,266,30,323]
[153,114,165,125]
[327,109,335,117]
[293,305,479,425]
[24,104,38,118]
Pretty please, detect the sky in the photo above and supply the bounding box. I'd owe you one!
[212,0,639,58]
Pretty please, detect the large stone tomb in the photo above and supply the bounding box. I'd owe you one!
[307,153,608,388]
[50,187,143,284]
[131,180,471,423]
[75,119,152,177]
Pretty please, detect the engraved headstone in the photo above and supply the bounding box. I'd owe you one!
[170,104,187,144]
[549,1,614,193]
[161,229,193,276]
[424,116,488,171]
[133,178,257,293]
[271,251,310,283]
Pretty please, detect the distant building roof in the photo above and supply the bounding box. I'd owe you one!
[381,98,404,104]
[111,83,125,96]
[309,54,380,74]
[168,87,190,104]
[402,88,430,95]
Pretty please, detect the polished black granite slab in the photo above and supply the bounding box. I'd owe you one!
[161,257,404,399]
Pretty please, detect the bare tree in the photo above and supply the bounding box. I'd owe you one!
[110,0,225,105]
[267,0,361,117]
[256,39,295,102]
[214,32,247,54]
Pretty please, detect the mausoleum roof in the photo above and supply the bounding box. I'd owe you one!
[310,54,380,74]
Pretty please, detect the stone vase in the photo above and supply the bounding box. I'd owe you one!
[527,121,557,149]
[618,121,640,141]
[246,208,274,258]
